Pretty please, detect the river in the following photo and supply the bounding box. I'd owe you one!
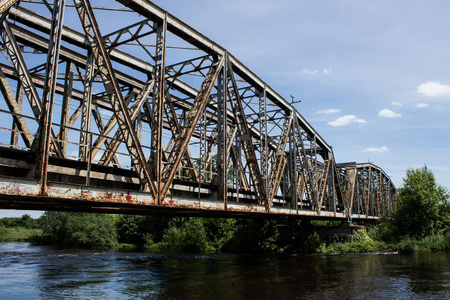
[0,243,449,299]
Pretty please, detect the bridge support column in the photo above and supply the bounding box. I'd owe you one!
[217,53,228,209]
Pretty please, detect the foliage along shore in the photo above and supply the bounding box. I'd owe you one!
[1,165,449,255]
[1,213,450,255]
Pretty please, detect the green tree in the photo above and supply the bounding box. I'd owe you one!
[155,217,209,253]
[40,211,118,249]
[203,218,237,251]
[116,215,172,247]
[392,166,449,238]
[0,214,38,229]
[145,217,238,253]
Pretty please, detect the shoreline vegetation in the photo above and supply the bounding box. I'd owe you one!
[1,166,449,255]
[1,215,449,255]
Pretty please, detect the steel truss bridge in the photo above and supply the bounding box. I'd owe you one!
[0,0,395,221]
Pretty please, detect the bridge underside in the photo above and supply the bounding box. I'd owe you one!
[0,0,395,220]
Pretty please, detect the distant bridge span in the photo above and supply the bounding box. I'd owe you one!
[0,0,395,221]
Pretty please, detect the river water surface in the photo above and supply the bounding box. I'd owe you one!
[0,242,449,299]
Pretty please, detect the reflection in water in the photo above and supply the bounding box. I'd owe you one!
[0,243,449,299]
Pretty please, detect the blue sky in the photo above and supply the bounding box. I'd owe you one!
[2,0,449,218]
[151,0,450,188]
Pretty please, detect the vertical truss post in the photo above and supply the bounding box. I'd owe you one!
[152,13,167,203]
[60,61,74,156]
[35,0,66,194]
[331,160,336,216]
[217,55,228,208]
[356,172,360,218]
[85,132,93,185]
[367,166,372,217]
[379,175,383,214]
[346,168,357,218]
[313,136,318,210]
[289,124,299,212]
[198,111,205,198]
[259,84,268,205]
[79,51,94,161]
[386,177,390,214]
[235,131,241,203]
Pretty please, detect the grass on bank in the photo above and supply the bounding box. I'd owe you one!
[0,225,42,242]
[314,228,450,255]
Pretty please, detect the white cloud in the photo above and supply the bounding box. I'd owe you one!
[301,68,332,75]
[316,108,341,115]
[378,108,401,118]
[328,115,367,127]
[302,69,318,75]
[362,146,389,153]
[417,81,450,97]
[392,101,402,106]
[415,103,429,108]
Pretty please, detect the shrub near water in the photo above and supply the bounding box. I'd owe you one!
[396,234,450,253]
[145,217,237,253]
[0,225,42,242]
[324,228,384,254]
[40,212,118,249]
[148,217,209,253]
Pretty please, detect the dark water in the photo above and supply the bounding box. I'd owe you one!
[0,243,449,299]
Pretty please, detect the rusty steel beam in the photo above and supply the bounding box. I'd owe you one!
[0,0,18,15]
[152,15,166,202]
[78,51,94,162]
[33,0,66,194]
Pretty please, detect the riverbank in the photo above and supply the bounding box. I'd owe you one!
[2,213,449,255]
[318,232,450,254]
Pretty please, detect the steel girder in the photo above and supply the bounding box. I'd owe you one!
[0,0,395,219]
[0,0,18,15]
